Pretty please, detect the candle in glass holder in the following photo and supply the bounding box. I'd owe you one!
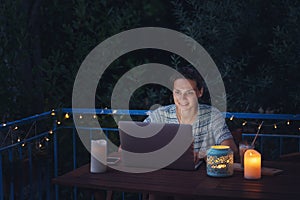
[206,145,234,177]
[244,149,261,179]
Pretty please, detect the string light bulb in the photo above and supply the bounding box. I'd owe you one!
[57,121,61,125]
[49,130,53,134]
[79,115,83,119]
[93,115,97,119]
[229,115,234,121]
[287,120,290,125]
[242,121,247,126]
[258,122,263,130]
[65,113,70,119]
[17,137,21,142]
[274,124,277,129]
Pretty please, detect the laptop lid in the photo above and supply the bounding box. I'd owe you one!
[118,121,201,171]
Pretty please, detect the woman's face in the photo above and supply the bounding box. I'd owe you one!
[173,78,203,112]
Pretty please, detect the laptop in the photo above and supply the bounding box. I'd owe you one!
[118,121,203,171]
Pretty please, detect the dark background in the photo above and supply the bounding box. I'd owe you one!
[1,0,300,121]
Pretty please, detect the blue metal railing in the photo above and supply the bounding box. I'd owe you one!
[0,111,55,200]
[0,108,300,200]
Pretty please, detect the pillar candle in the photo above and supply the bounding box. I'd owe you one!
[90,139,107,173]
[244,149,261,179]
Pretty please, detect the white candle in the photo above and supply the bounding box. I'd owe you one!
[244,149,261,179]
[90,139,107,173]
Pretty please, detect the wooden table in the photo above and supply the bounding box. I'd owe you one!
[52,161,300,200]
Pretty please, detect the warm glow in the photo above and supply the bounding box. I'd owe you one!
[65,113,70,119]
[211,164,227,169]
[211,145,230,149]
[244,149,261,179]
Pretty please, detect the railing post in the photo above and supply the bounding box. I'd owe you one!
[72,127,77,200]
[8,149,14,200]
[279,137,283,156]
[260,136,263,156]
[52,117,59,200]
[28,143,33,200]
[18,145,24,200]
[299,137,300,152]
[72,127,77,169]
[0,154,3,200]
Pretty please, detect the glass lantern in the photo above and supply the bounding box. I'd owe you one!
[206,145,234,177]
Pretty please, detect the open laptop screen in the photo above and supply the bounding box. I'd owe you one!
[118,121,201,171]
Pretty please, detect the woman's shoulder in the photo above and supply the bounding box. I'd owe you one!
[199,104,223,115]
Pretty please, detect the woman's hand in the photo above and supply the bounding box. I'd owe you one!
[194,152,200,163]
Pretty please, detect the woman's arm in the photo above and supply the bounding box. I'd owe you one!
[221,138,239,159]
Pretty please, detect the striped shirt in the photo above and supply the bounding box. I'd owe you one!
[144,104,233,152]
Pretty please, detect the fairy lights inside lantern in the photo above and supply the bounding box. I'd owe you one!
[206,145,234,177]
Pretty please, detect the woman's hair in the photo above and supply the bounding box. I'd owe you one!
[170,66,204,89]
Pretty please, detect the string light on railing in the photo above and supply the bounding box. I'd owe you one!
[79,115,83,119]
[93,115,97,119]
[45,137,50,142]
[226,112,300,131]
[51,109,55,116]
[14,126,18,130]
[22,143,26,147]
[49,130,53,134]
[17,137,21,142]
[57,121,61,125]
[64,113,70,119]
[2,123,6,127]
